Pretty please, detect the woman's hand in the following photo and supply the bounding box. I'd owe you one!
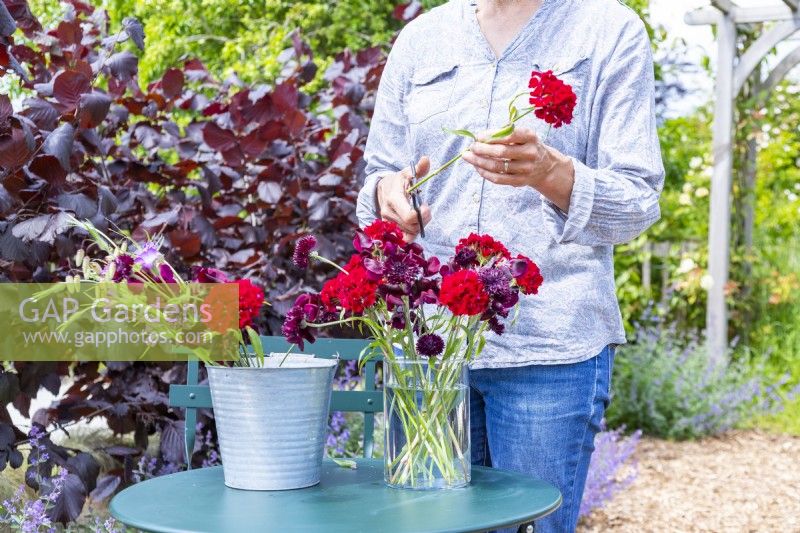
[376,156,432,242]
[462,127,575,212]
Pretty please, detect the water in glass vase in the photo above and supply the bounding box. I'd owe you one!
[384,358,470,490]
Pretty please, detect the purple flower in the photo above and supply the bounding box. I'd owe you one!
[486,315,505,335]
[281,294,320,349]
[479,266,517,308]
[292,235,318,269]
[134,241,161,270]
[106,254,134,282]
[416,333,445,357]
[453,247,477,269]
[326,411,351,456]
[390,310,406,330]
[580,426,641,518]
[192,266,229,283]
[385,259,421,286]
[158,264,176,283]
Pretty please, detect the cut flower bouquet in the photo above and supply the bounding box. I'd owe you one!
[286,220,542,488]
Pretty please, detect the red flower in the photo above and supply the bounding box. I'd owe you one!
[514,255,543,295]
[234,279,265,328]
[455,234,511,264]
[528,70,576,128]
[439,270,490,316]
[364,219,404,243]
[320,255,378,314]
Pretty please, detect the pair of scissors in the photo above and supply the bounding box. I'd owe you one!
[408,161,425,238]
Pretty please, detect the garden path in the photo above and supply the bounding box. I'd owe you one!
[579,430,800,533]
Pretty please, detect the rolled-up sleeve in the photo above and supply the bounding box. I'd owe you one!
[356,29,413,227]
[542,18,664,246]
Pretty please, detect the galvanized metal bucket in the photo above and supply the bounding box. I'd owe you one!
[206,356,337,491]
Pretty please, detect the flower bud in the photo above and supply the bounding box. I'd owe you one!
[106,262,117,281]
[74,249,85,266]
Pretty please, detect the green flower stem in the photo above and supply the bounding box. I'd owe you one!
[406,105,537,195]
[311,252,349,274]
[302,309,479,488]
[406,149,468,194]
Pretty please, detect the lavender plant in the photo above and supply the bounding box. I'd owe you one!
[606,320,798,440]
[326,360,363,458]
[579,425,641,518]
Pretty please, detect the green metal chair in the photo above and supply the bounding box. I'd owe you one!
[168,336,381,468]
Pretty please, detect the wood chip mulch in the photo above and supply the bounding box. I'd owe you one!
[578,430,800,533]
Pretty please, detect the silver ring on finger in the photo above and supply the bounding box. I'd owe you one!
[502,159,510,174]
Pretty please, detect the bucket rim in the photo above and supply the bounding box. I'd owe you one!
[205,357,338,372]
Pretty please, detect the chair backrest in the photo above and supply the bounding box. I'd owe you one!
[168,336,381,468]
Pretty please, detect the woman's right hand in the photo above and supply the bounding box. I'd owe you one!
[376,156,432,242]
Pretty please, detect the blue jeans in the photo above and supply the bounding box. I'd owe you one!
[470,346,614,533]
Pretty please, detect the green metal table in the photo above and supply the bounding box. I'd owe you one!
[110,459,561,533]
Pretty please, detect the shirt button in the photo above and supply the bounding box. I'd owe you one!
[472,193,480,203]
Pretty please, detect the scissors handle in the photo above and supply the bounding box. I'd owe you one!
[409,161,425,239]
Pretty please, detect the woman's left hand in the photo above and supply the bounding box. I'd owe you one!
[462,126,575,211]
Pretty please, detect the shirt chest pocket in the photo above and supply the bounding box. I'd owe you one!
[406,64,458,125]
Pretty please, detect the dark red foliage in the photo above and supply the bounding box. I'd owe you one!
[0,0,389,519]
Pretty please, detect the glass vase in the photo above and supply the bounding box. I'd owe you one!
[383,356,470,490]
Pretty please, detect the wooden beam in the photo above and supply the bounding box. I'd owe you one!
[734,18,800,94]
[758,44,800,95]
[707,15,737,365]
[711,0,735,14]
[686,5,797,25]
[783,0,798,12]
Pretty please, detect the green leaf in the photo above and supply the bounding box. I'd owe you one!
[332,458,357,469]
[509,105,518,122]
[245,326,264,366]
[490,124,515,139]
[442,127,476,140]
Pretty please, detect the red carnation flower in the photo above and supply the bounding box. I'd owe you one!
[528,70,576,128]
[364,219,404,243]
[439,270,490,316]
[513,255,543,295]
[455,234,511,264]
[320,255,378,314]
[234,279,265,328]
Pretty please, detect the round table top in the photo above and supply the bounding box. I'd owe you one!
[110,459,561,533]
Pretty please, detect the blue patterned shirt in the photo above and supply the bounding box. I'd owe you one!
[356,0,664,367]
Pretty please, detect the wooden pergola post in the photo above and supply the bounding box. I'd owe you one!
[684,1,800,364]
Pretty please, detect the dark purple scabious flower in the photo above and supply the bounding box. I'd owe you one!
[134,241,161,270]
[281,294,320,349]
[390,310,406,330]
[479,266,518,312]
[416,333,445,357]
[486,315,505,335]
[293,235,318,269]
[385,259,422,286]
[479,267,512,296]
[453,247,478,269]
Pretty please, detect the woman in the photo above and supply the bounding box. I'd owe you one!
[357,0,664,531]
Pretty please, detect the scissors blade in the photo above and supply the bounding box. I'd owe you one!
[409,161,425,238]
